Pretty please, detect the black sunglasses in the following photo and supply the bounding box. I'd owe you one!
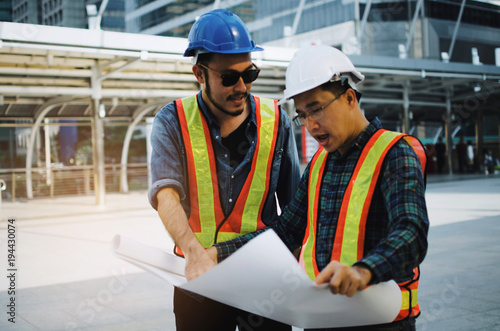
[198,63,261,87]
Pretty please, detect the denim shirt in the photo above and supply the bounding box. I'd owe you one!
[149,92,301,226]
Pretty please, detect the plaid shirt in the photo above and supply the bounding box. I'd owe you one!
[215,118,429,284]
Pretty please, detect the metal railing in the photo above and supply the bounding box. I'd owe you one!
[0,163,149,201]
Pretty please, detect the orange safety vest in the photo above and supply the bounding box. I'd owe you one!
[175,95,279,253]
[299,129,427,321]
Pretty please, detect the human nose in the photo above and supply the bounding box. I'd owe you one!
[233,76,248,91]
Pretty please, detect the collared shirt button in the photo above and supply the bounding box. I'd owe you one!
[215,135,219,139]
[231,175,234,179]
[224,154,228,158]
[229,198,233,202]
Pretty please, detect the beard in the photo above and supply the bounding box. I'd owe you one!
[205,79,247,117]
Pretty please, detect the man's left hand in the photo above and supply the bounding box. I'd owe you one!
[314,261,372,297]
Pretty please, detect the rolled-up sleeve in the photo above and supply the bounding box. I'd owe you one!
[148,103,187,210]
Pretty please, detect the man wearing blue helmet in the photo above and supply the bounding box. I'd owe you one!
[149,9,299,331]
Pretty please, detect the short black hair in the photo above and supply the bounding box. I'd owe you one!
[196,53,215,66]
[318,76,362,102]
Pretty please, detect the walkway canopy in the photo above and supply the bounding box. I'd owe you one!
[1,22,499,204]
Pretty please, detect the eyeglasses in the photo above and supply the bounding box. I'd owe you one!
[292,91,346,126]
[198,63,261,87]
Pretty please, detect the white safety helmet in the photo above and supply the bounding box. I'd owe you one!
[278,45,364,105]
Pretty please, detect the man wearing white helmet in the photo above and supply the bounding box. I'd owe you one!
[213,45,429,330]
[148,8,299,331]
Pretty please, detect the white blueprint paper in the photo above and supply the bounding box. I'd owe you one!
[112,231,402,328]
[112,234,187,286]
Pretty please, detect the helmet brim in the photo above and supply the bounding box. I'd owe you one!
[184,45,264,57]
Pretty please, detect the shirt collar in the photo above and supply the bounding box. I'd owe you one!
[196,92,257,130]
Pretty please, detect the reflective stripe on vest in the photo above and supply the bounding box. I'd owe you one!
[299,129,426,321]
[176,95,279,248]
[396,265,421,320]
[298,148,327,280]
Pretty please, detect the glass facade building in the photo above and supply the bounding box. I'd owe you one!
[124,0,499,65]
[9,0,125,31]
[0,0,12,22]
[250,0,499,64]
[125,0,254,36]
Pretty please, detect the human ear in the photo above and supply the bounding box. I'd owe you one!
[345,89,356,106]
[192,65,205,84]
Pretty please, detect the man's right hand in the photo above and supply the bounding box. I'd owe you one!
[314,261,372,297]
[157,188,218,281]
[184,246,218,281]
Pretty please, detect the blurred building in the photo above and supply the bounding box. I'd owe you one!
[9,0,125,31]
[126,0,499,65]
[4,0,498,66]
[126,1,500,145]
[87,0,126,31]
[125,0,253,36]
[250,0,500,65]
[0,0,12,22]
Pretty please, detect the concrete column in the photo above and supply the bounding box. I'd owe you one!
[90,63,106,205]
[402,86,410,134]
[498,115,500,158]
[91,98,106,206]
[475,109,484,173]
[9,129,15,168]
[445,90,453,174]
[44,118,52,186]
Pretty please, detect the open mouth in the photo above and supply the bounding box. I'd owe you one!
[315,134,329,143]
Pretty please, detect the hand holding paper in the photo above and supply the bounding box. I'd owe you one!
[184,246,217,281]
[315,261,372,297]
[112,230,402,328]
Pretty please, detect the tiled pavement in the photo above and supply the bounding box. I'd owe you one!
[1,173,499,330]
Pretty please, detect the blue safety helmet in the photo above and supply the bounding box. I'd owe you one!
[183,9,263,57]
